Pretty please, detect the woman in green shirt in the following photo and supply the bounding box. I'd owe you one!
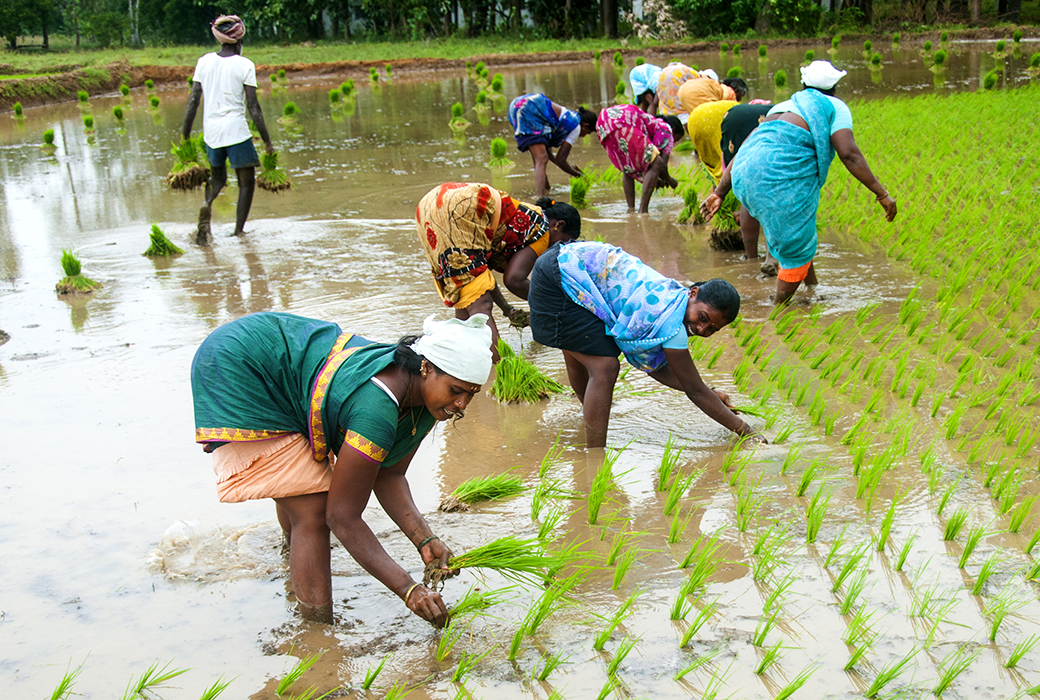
[191,312,493,625]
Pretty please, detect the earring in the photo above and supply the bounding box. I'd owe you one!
[421,361,428,378]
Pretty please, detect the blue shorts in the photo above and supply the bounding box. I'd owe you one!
[206,138,259,169]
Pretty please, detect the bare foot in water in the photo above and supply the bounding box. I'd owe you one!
[297,601,334,624]
[195,204,212,246]
[760,256,778,277]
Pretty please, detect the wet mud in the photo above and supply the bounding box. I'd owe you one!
[1,42,1038,699]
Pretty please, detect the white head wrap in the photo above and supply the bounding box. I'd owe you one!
[412,314,493,385]
[699,68,719,82]
[800,60,847,89]
[629,63,663,97]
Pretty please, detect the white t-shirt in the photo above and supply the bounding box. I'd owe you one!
[192,52,258,148]
[563,125,581,145]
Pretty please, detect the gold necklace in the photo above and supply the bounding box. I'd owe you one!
[402,375,418,436]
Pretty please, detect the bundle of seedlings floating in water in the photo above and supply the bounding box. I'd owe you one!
[439,471,526,511]
[112,105,125,122]
[931,50,947,73]
[720,42,730,54]
[613,51,624,68]
[435,535,585,587]
[732,43,741,55]
[82,114,95,134]
[486,137,513,168]
[369,66,379,83]
[41,128,57,151]
[119,83,131,99]
[144,78,155,91]
[489,73,504,95]
[474,89,489,112]
[727,66,742,78]
[448,102,470,132]
[148,95,161,111]
[340,78,356,97]
[77,90,90,107]
[892,32,901,47]
[257,151,291,192]
[13,102,24,120]
[278,101,300,124]
[1029,52,1040,78]
[984,69,1000,89]
[166,134,210,190]
[862,39,873,58]
[328,88,342,107]
[490,340,565,404]
[143,224,184,257]
[803,49,815,64]
[830,36,841,53]
[614,80,629,104]
[56,249,101,294]
[385,63,393,79]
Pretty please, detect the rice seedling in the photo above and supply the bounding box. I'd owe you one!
[796,453,826,497]
[436,617,467,661]
[844,627,879,671]
[958,522,988,569]
[450,472,525,504]
[674,642,723,677]
[490,73,504,93]
[932,644,979,696]
[56,249,101,294]
[369,66,380,82]
[198,676,234,699]
[148,95,160,109]
[875,490,903,552]
[486,137,514,169]
[491,341,564,404]
[605,635,638,676]
[971,551,1001,595]
[832,542,869,593]
[340,79,356,96]
[143,224,184,257]
[122,661,189,699]
[1008,495,1037,533]
[759,44,767,57]
[612,549,637,589]
[680,528,725,583]
[774,664,818,700]
[42,128,56,149]
[48,660,85,700]
[119,83,131,96]
[895,531,917,571]
[678,597,719,648]
[594,588,640,650]
[984,70,1000,90]
[587,446,623,524]
[863,646,920,698]
[774,422,796,443]
[82,114,95,133]
[507,618,526,660]
[824,523,850,568]
[986,585,1028,641]
[726,66,742,78]
[804,49,815,62]
[532,650,567,681]
[447,536,584,586]
[523,574,579,635]
[614,80,628,105]
[754,642,786,674]
[668,509,693,544]
[11,101,23,119]
[720,42,730,52]
[328,88,341,105]
[361,653,392,689]
[735,472,766,533]
[1006,634,1040,669]
[774,69,787,88]
[943,507,969,541]
[752,606,781,647]
[658,433,685,490]
[384,680,412,700]
[805,487,830,544]
[937,481,957,517]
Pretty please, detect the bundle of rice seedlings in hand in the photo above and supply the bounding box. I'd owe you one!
[486,137,514,168]
[709,191,743,251]
[257,152,291,192]
[166,135,210,191]
[143,224,184,257]
[570,176,589,208]
[490,340,565,404]
[676,184,702,224]
[55,249,102,294]
[440,535,585,587]
[440,472,527,511]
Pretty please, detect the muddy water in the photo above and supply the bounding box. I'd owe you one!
[1,41,1039,699]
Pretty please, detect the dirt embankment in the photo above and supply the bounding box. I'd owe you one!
[0,26,1033,112]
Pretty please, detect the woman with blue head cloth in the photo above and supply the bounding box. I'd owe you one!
[527,241,765,447]
[507,94,598,197]
[702,61,898,305]
[628,63,663,112]
[191,312,493,625]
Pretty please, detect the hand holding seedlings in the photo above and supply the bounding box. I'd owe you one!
[403,582,450,628]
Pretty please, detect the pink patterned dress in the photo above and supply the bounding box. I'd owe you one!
[595,105,675,178]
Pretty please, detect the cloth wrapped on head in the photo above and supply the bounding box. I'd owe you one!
[412,314,493,384]
[211,15,246,44]
[699,68,719,82]
[628,64,663,99]
[800,60,847,89]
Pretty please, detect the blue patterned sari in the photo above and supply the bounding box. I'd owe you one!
[731,89,837,271]
[557,242,688,372]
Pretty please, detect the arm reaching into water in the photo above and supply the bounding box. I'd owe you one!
[326,443,451,627]
[650,347,766,441]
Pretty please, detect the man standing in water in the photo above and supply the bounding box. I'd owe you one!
[182,15,274,245]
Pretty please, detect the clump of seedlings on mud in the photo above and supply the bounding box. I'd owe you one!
[41,128,57,151]
[439,471,526,511]
[448,102,469,132]
[166,134,210,190]
[489,340,565,404]
[56,249,101,294]
[257,152,291,192]
[143,224,184,257]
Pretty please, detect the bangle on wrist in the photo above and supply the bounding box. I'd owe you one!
[416,535,439,552]
[875,190,890,201]
[404,582,422,605]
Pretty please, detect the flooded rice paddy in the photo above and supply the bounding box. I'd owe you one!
[1,40,1039,699]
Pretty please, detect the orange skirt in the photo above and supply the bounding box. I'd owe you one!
[213,433,332,503]
[778,260,813,283]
